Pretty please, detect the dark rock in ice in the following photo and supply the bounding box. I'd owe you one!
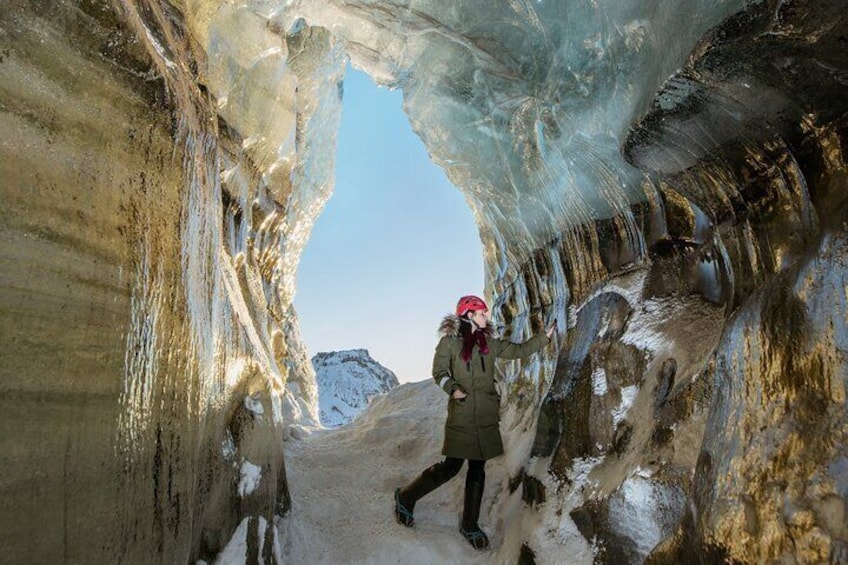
[521,473,546,508]
[518,543,537,565]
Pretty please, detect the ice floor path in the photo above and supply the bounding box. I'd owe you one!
[282,380,514,564]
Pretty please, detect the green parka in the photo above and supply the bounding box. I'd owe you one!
[432,315,551,461]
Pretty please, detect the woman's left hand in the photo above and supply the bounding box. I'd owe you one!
[546,320,557,338]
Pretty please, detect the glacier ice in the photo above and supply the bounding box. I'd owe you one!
[1,0,846,563]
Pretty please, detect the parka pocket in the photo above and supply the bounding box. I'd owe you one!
[447,395,467,417]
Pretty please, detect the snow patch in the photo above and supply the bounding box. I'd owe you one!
[634,466,654,479]
[569,455,604,487]
[221,431,236,460]
[592,367,608,396]
[608,477,686,559]
[620,300,673,353]
[213,516,282,565]
[579,270,682,356]
[214,517,251,564]
[238,460,262,497]
[612,385,638,428]
[244,394,265,416]
[524,455,601,564]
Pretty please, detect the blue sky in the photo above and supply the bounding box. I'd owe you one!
[294,67,483,383]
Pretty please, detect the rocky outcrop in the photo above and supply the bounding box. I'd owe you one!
[648,232,848,564]
[312,349,399,427]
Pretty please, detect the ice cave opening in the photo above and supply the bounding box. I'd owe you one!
[1,0,846,564]
[294,65,483,387]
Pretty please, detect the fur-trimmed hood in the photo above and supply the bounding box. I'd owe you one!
[438,314,495,338]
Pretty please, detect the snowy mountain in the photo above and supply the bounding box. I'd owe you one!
[312,349,400,427]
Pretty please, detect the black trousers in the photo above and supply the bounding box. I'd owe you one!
[399,456,488,530]
[400,456,486,506]
[430,457,485,484]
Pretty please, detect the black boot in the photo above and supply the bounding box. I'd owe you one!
[395,459,462,527]
[394,488,415,527]
[460,479,489,550]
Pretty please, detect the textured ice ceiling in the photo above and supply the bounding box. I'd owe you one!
[181,0,749,280]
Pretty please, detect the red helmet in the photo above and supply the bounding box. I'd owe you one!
[456,295,488,317]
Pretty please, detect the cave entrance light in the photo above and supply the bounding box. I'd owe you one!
[294,66,483,387]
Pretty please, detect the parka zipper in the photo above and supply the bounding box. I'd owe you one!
[473,380,482,457]
[474,353,485,457]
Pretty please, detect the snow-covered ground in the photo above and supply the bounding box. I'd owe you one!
[282,380,489,563]
[280,379,594,564]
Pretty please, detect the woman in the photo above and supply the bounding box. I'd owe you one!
[394,295,556,550]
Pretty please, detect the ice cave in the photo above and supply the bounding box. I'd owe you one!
[1,0,846,563]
